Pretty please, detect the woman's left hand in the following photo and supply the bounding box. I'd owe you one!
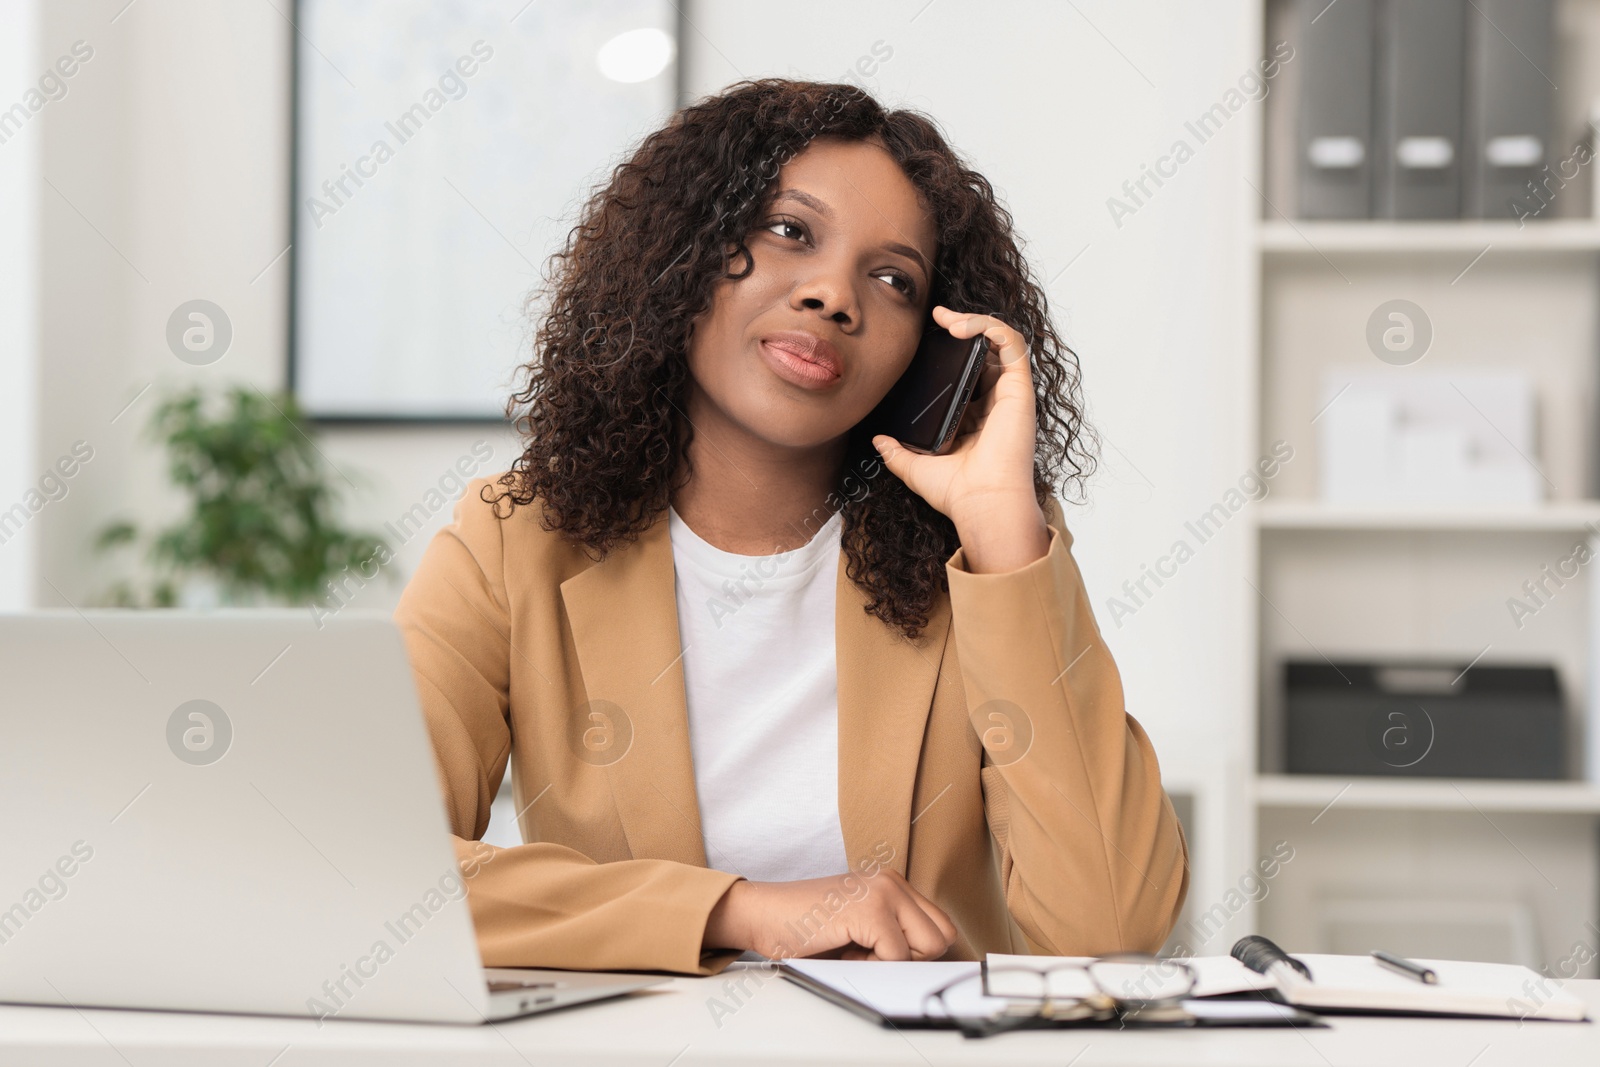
[871,305,1050,574]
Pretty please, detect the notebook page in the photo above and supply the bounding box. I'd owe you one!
[986,953,1278,999]
[1283,955,1588,1021]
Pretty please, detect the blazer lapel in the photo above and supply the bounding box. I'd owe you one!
[559,512,709,867]
[834,542,952,876]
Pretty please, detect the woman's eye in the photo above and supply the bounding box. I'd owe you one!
[764,218,805,241]
[879,271,917,299]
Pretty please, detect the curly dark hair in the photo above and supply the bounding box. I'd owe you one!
[486,78,1095,640]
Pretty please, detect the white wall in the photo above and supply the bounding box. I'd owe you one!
[34,0,519,616]
[0,0,40,610]
[31,0,1261,933]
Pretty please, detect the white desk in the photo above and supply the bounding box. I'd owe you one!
[4,965,1599,1066]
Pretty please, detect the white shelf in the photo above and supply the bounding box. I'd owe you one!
[1256,499,1600,533]
[1258,220,1600,254]
[1256,774,1600,815]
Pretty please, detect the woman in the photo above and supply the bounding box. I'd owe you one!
[394,78,1188,975]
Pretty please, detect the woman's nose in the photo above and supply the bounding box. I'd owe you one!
[791,270,857,327]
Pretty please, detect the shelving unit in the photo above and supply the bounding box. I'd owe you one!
[1259,220,1600,253]
[1256,499,1600,532]
[1246,0,1600,977]
[1256,774,1600,815]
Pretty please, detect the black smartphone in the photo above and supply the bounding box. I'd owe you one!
[864,318,989,455]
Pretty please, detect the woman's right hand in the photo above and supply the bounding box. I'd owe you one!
[702,870,958,961]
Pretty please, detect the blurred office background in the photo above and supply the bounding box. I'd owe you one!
[4,0,1599,977]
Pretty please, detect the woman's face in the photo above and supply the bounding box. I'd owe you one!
[685,134,937,453]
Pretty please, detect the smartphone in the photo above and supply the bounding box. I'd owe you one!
[864,319,989,455]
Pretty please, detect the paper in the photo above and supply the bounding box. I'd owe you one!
[782,960,1009,1021]
[1281,954,1589,1021]
[1317,369,1542,505]
[1184,999,1305,1023]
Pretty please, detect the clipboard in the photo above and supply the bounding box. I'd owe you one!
[777,959,1322,1032]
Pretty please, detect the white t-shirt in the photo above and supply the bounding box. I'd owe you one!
[667,503,849,883]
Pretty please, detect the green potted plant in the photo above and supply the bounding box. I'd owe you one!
[95,385,393,609]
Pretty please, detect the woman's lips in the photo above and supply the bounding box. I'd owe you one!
[759,339,842,389]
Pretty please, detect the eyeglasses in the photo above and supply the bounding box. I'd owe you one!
[922,953,1200,1038]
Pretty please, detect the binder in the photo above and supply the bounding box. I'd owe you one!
[1463,0,1555,220]
[1373,0,1465,218]
[1297,0,1375,219]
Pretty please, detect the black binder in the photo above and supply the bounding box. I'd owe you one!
[1373,0,1465,218]
[1463,0,1555,220]
[1297,0,1376,218]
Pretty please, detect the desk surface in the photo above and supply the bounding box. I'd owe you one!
[5,965,1599,1067]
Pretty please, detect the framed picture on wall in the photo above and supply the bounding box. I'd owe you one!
[290,0,679,422]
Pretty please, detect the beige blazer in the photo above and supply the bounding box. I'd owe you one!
[393,476,1189,975]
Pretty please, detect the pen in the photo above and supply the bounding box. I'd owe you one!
[1371,950,1438,984]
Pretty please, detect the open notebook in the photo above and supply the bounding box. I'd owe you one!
[988,952,1590,1022]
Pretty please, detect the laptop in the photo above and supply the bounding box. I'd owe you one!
[0,609,668,1024]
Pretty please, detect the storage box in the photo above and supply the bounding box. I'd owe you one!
[1284,659,1565,779]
